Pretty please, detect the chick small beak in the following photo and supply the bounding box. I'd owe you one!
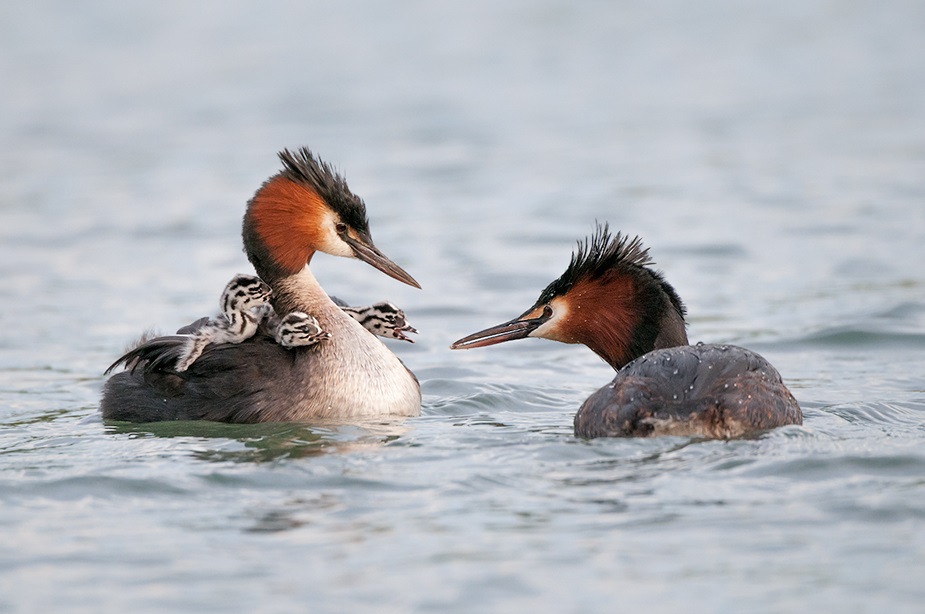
[450,310,549,350]
[343,234,421,289]
[392,323,418,343]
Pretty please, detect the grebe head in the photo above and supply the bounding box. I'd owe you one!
[451,223,689,369]
[242,147,419,287]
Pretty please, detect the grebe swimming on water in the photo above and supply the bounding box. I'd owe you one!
[451,224,802,439]
[101,147,421,423]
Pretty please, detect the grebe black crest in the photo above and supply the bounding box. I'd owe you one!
[451,223,801,439]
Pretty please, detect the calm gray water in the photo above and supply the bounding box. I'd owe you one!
[2,1,924,612]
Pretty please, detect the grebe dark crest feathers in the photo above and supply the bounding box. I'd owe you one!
[539,223,653,302]
[277,147,370,235]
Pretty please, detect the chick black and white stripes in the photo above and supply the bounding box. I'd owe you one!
[106,273,417,375]
[333,298,418,342]
[174,274,274,371]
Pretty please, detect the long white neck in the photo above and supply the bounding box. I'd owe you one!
[272,266,351,327]
[269,266,421,420]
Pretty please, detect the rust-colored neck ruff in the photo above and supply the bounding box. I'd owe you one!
[562,273,643,369]
[243,175,327,279]
[558,270,688,370]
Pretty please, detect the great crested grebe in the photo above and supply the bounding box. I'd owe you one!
[451,224,802,439]
[101,147,422,423]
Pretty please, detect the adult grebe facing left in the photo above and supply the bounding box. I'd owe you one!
[451,224,802,439]
[101,147,422,423]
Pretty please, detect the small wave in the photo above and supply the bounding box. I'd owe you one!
[426,381,579,417]
[0,475,189,500]
[740,452,925,480]
[767,326,925,349]
[826,400,925,428]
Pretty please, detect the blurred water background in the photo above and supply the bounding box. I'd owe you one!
[1,1,924,612]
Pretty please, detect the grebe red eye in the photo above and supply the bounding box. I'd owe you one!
[335,222,347,234]
[543,305,553,318]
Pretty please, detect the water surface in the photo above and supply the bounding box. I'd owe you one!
[1,1,924,612]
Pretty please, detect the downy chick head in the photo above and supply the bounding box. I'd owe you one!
[221,274,273,315]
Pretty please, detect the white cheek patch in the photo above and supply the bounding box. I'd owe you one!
[316,211,355,258]
[529,301,573,343]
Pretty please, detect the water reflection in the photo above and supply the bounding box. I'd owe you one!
[244,493,342,533]
[3,0,925,608]
[105,418,410,463]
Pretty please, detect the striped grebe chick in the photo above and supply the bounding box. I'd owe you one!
[108,274,332,375]
[109,281,416,375]
[333,298,418,342]
[270,310,332,348]
[107,274,278,374]
[451,223,802,439]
